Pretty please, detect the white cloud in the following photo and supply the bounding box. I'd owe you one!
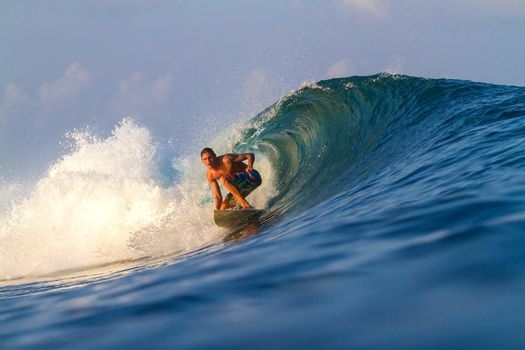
[340,0,388,17]
[0,83,27,123]
[326,59,353,78]
[4,84,26,105]
[340,0,525,19]
[3,83,27,106]
[108,72,174,117]
[38,63,91,107]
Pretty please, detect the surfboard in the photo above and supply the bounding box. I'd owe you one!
[213,208,266,229]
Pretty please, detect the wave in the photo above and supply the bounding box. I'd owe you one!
[231,74,525,214]
[1,74,524,280]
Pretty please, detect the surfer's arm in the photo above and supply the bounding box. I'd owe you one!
[231,153,255,172]
[209,179,222,210]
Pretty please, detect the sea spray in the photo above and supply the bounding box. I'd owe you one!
[0,119,216,279]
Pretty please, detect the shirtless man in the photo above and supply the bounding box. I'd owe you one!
[200,147,262,210]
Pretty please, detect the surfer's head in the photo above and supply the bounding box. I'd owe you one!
[200,147,216,168]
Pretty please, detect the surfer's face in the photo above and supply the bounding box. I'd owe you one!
[201,152,215,168]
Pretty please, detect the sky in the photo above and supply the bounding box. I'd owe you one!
[1,0,524,177]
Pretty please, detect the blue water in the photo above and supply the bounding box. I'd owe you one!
[1,74,525,348]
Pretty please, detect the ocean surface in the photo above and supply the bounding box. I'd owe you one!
[1,74,524,349]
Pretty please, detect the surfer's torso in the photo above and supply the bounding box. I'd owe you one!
[207,154,248,182]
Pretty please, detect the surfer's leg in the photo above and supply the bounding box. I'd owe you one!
[220,199,232,210]
[236,170,261,198]
[220,176,252,208]
[222,193,240,210]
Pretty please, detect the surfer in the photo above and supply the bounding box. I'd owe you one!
[200,147,262,210]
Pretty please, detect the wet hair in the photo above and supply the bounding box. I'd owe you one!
[200,147,216,158]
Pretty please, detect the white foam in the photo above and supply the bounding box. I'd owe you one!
[0,119,210,279]
[0,118,277,280]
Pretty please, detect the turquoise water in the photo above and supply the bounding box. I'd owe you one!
[1,74,525,348]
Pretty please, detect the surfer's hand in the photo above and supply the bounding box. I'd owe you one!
[246,166,254,179]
